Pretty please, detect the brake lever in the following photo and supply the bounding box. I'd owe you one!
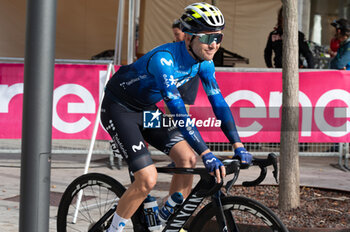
[242,153,278,187]
[223,159,240,192]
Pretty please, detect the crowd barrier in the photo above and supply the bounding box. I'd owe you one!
[0,58,349,171]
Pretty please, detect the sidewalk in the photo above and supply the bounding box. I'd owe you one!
[0,153,349,231]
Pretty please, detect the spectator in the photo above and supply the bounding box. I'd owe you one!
[264,7,315,69]
[329,18,350,70]
[172,19,185,42]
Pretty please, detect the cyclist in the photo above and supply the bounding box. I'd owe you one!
[101,2,253,231]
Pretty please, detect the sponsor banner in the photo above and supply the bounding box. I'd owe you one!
[0,63,112,140]
[194,71,350,142]
[1,63,349,142]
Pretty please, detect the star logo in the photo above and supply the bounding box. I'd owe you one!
[143,109,162,128]
[151,109,162,121]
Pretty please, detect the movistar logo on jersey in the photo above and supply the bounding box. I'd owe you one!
[160,58,174,66]
[143,109,162,128]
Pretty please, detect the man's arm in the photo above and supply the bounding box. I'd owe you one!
[198,61,241,144]
[199,61,252,165]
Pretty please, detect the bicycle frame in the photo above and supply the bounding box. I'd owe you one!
[88,154,279,232]
[88,166,225,232]
[157,167,223,232]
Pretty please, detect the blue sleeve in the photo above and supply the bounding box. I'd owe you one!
[330,43,350,69]
[148,51,208,155]
[199,61,241,144]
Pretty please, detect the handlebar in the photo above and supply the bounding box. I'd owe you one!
[156,153,278,197]
[223,153,279,192]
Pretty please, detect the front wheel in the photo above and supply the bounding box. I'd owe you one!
[189,196,288,232]
[57,173,126,232]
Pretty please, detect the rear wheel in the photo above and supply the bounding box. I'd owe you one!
[189,196,288,232]
[57,173,126,232]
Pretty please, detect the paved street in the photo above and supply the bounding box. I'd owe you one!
[0,153,349,231]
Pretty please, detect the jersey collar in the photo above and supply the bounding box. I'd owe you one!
[180,41,200,65]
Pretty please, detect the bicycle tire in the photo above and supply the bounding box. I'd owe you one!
[189,196,288,232]
[57,173,127,232]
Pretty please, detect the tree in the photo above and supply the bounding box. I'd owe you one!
[279,0,300,210]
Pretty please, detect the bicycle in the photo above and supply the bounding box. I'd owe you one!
[57,153,289,232]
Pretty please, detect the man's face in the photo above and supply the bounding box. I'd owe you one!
[185,31,222,61]
[173,28,185,42]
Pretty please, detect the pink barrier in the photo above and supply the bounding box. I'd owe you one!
[195,71,350,142]
[0,63,349,142]
[0,63,111,140]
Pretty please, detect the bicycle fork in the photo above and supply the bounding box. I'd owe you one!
[213,191,239,232]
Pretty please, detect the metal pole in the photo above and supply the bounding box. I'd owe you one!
[127,0,135,64]
[19,0,57,231]
[114,0,125,65]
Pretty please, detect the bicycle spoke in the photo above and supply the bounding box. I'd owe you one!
[57,173,126,232]
[82,189,95,223]
[67,200,92,224]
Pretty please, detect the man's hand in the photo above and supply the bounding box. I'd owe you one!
[201,152,226,183]
[234,147,253,168]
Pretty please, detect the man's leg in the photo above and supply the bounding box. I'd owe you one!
[100,98,159,231]
[108,164,158,232]
[168,140,197,198]
[116,164,158,218]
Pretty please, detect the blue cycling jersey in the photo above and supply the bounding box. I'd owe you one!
[106,41,241,155]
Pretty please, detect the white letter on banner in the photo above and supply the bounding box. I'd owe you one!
[268,92,282,118]
[314,89,350,137]
[269,91,313,136]
[53,84,95,134]
[299,91,313,137]
[0,84,23,113]
[225,90,266,137]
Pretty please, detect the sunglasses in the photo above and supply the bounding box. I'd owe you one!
[188,32,224,45]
